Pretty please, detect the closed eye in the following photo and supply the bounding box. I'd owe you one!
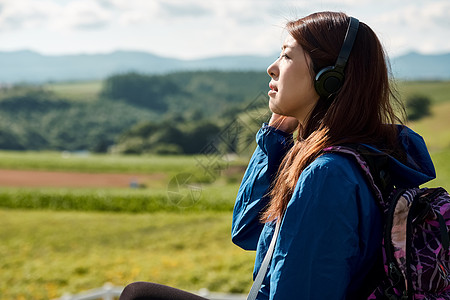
[277,54,290,60]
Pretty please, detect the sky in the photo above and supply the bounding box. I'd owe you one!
[0,0,449,60]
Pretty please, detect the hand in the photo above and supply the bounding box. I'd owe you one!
[268,113,299,134]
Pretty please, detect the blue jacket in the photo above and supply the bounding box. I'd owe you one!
[231,123,436,300]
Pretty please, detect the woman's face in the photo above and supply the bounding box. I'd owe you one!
[267,34,319,124]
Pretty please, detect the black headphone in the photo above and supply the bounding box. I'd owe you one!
[314,17,359,99]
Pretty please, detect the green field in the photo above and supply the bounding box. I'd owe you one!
[0,180,241,213]
[397,80,450,104]
[408,101,450,152]
[0,210,255,300]
[0,151,205,173]
[43,80,103,102]
[407,97,450,190]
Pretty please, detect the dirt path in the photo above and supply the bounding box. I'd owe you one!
[0,169,164,188]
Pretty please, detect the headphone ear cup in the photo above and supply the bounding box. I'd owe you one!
[314,66,345,99]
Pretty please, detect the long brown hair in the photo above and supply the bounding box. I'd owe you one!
[262,11,405,222]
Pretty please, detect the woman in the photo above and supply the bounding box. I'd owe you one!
[231,11,435,300]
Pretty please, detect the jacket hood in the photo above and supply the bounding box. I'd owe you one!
[364,125,436,188]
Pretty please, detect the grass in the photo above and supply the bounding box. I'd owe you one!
[0,151,193,173]
[0,150,249,175]
[0,180,241,213]
[43,81,103,102]
[403,96,450,190]
[0,150,251,177]
[0,209,255,300]
[397,80,450,104]
[424,150,450,190]
[408,101,450,152]
[0,151,248,299]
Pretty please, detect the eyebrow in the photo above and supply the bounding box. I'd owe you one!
[281,44,293,50]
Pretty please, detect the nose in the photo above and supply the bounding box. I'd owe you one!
[267,59,278,78]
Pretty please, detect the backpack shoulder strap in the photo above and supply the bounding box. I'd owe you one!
[247,220,281,300]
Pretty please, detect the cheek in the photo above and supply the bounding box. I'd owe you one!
[286,79,318,111]
[304,80,318,99]
[297,74,316,99]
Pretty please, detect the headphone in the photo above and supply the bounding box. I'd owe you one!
[314,17,360,99]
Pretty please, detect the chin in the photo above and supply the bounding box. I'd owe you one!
[269,101,288,116]
[269,101,281,114]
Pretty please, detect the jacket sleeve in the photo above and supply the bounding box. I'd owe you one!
[268,154,382,299]
[231,123,293,251]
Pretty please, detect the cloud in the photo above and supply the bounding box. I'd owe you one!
[94,0,212,27]
[0,0,114,31]
[115,0,271,27]
[58,1,113,30]
[0,0,59,31]
[94,0,118,10]
[379,0,450,30]
[158,1,211,18]
[418,1,450,27]
[0,0,447,58]
[369,0,450,55]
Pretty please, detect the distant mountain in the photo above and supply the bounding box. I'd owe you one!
[0,50,275,84]
[0,49,448,83]
[390,52,450,80]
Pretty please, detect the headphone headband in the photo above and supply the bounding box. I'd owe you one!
[314,16,360,99]
[335,17,359,72]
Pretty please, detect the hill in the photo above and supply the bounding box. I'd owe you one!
[0,71,269,152]
[1,50,449,83]
[391,52,450,80]
[0,50,273,84]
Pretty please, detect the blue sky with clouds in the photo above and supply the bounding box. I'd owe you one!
[0,0,449,59]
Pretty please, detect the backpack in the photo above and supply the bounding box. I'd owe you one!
[323,145,450,300]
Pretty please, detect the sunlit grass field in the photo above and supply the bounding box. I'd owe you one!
[43,80,103,102]
[408,99,450,190]
[408,101,450,152]
[0,151,212,174]
[397,80,450,104]
[0,149,250,299]
[0,210,255,300]
[0,180,241,213]
[0,165,246,299]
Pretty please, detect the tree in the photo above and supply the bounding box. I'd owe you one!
[0,130,24,150]
[183,121,222,154]
[406,94,432,121]
[101,72,180,112]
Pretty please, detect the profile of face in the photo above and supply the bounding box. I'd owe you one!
[267,34,320,124]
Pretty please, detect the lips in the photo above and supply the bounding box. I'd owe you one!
[268,82,278,97]
[269,82,278,92]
